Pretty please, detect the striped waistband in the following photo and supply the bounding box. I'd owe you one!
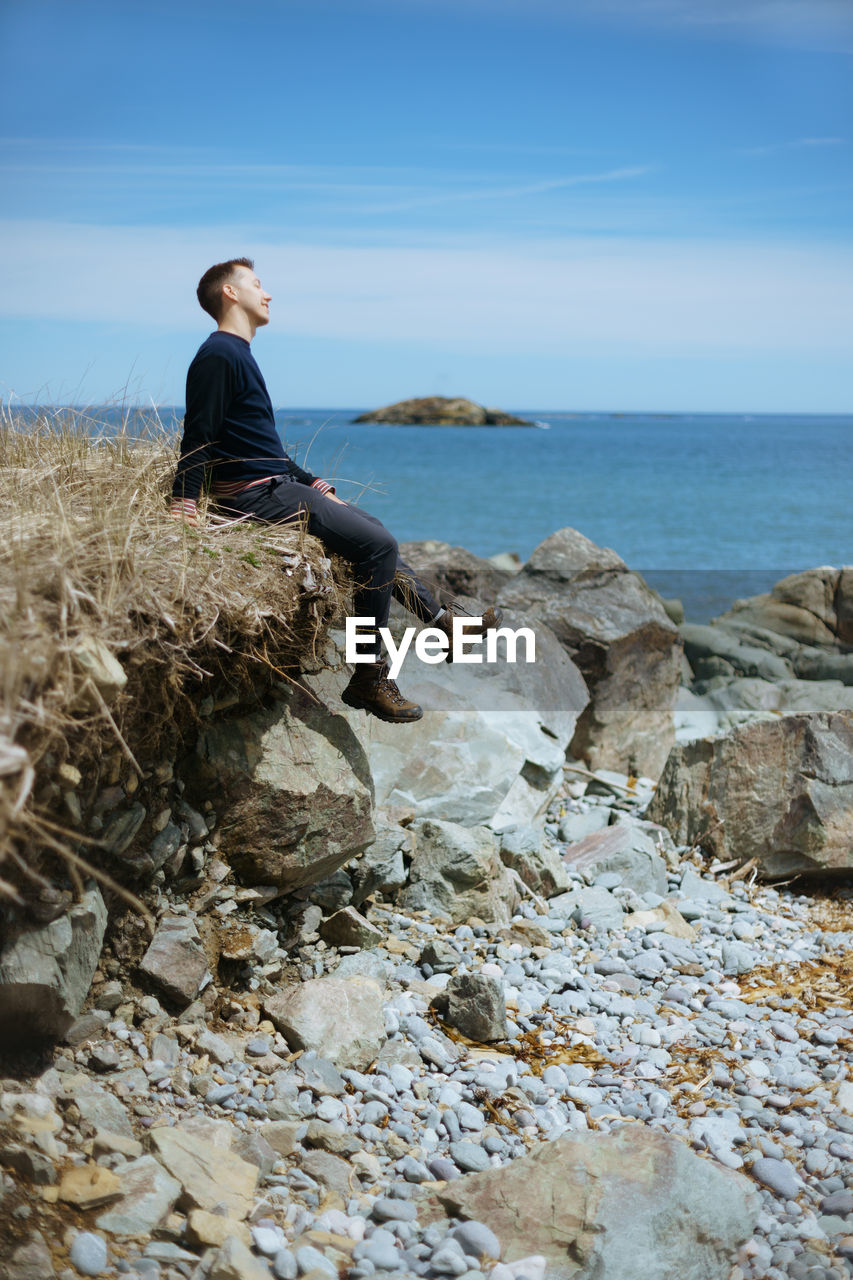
[211,474,278,497]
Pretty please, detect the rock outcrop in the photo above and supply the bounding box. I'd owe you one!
[353,396,533,426]
[649,710,853,876]
[185,682,375,890]
[498,528,682,778]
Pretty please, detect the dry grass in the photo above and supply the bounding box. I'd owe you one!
[0,407,351,906]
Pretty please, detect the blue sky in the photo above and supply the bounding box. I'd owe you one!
[1,0,851,411]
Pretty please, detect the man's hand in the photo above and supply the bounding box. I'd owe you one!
[325,492,347,506]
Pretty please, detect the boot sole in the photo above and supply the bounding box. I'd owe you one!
[340,690,423,723]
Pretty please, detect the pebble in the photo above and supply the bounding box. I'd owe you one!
[70,1232,109,1276]
[449,1140,491,1172]
[5,782,852,1280]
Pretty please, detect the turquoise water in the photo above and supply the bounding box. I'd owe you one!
[277,409,852,620]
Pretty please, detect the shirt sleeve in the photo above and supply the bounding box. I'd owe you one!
[171,353,234,503]
[282,457,335,494]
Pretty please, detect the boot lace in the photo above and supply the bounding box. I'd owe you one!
[378,673,407,705]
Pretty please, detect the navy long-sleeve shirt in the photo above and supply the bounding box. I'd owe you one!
[171,331,327,505]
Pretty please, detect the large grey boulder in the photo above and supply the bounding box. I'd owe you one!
[314,618,587,831]
[186,683,374,890]
[498,528,681,778]
[400,819,519,924]
[399,540,513,607]
[649,711,853,876]
[0,884,107,1041]
[263,975,386,1070]
[422,1125,759,1280]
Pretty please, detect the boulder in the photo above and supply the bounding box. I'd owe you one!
[648,711,853,876]
[350,820,411,907]
[399,540,513,607]
[498,824,570,897]
[675,677,853,743]
[430,973,508,1042]
[399,819,519,924]
[561,825,668,896]
[319,906,383,949]
[680,624,792,683]
[138,916,210,1007]
[320,618,587,831]
[498,528,681,778]
[0,884,107,1041]
[186,683,375,890]
[95,1155,182,1236]
[421,1126,759,1280]
[149,1127,258,1219]
[718,566,853,647]
[263,975,386,1070]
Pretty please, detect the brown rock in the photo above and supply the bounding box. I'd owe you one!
[186,685,374,891]
[319,907,383,949]
[57,1162,122,1208]
[648,711,853,876]
[719,566,853,647]
[498,528,681,778]
[149,1127,258,1219]
[186,1208,252,1249]
[258,1120,302,1158]
[299,1148,358,1198]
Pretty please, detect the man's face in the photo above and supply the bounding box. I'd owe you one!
[224,265,271,327]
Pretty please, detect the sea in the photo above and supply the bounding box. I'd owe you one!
[19,406,853,623]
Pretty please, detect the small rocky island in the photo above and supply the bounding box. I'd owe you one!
[353,395,534,425]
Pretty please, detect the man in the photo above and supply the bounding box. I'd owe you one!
[170,257,501,724]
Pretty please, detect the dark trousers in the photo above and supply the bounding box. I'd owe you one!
[217,477,441,654]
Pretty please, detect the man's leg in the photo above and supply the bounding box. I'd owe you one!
[342,503,442,623]
[218,481,422,721]
[336,501,503,659]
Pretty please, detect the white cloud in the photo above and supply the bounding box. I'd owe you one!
[3,220,852,358]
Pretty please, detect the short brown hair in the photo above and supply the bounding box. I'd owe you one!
[196,257,254,320]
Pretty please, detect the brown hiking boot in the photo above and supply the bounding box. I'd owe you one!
[341,661,423,723]
[431,606,504,662]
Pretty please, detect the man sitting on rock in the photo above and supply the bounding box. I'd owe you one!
[169,257,501,724]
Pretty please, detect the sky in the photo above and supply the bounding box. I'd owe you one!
[1,0,852,412]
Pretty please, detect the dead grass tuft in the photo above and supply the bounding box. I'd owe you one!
[0,407,352,906]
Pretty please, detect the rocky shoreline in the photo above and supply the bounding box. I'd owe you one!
[1,528,851,1280]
